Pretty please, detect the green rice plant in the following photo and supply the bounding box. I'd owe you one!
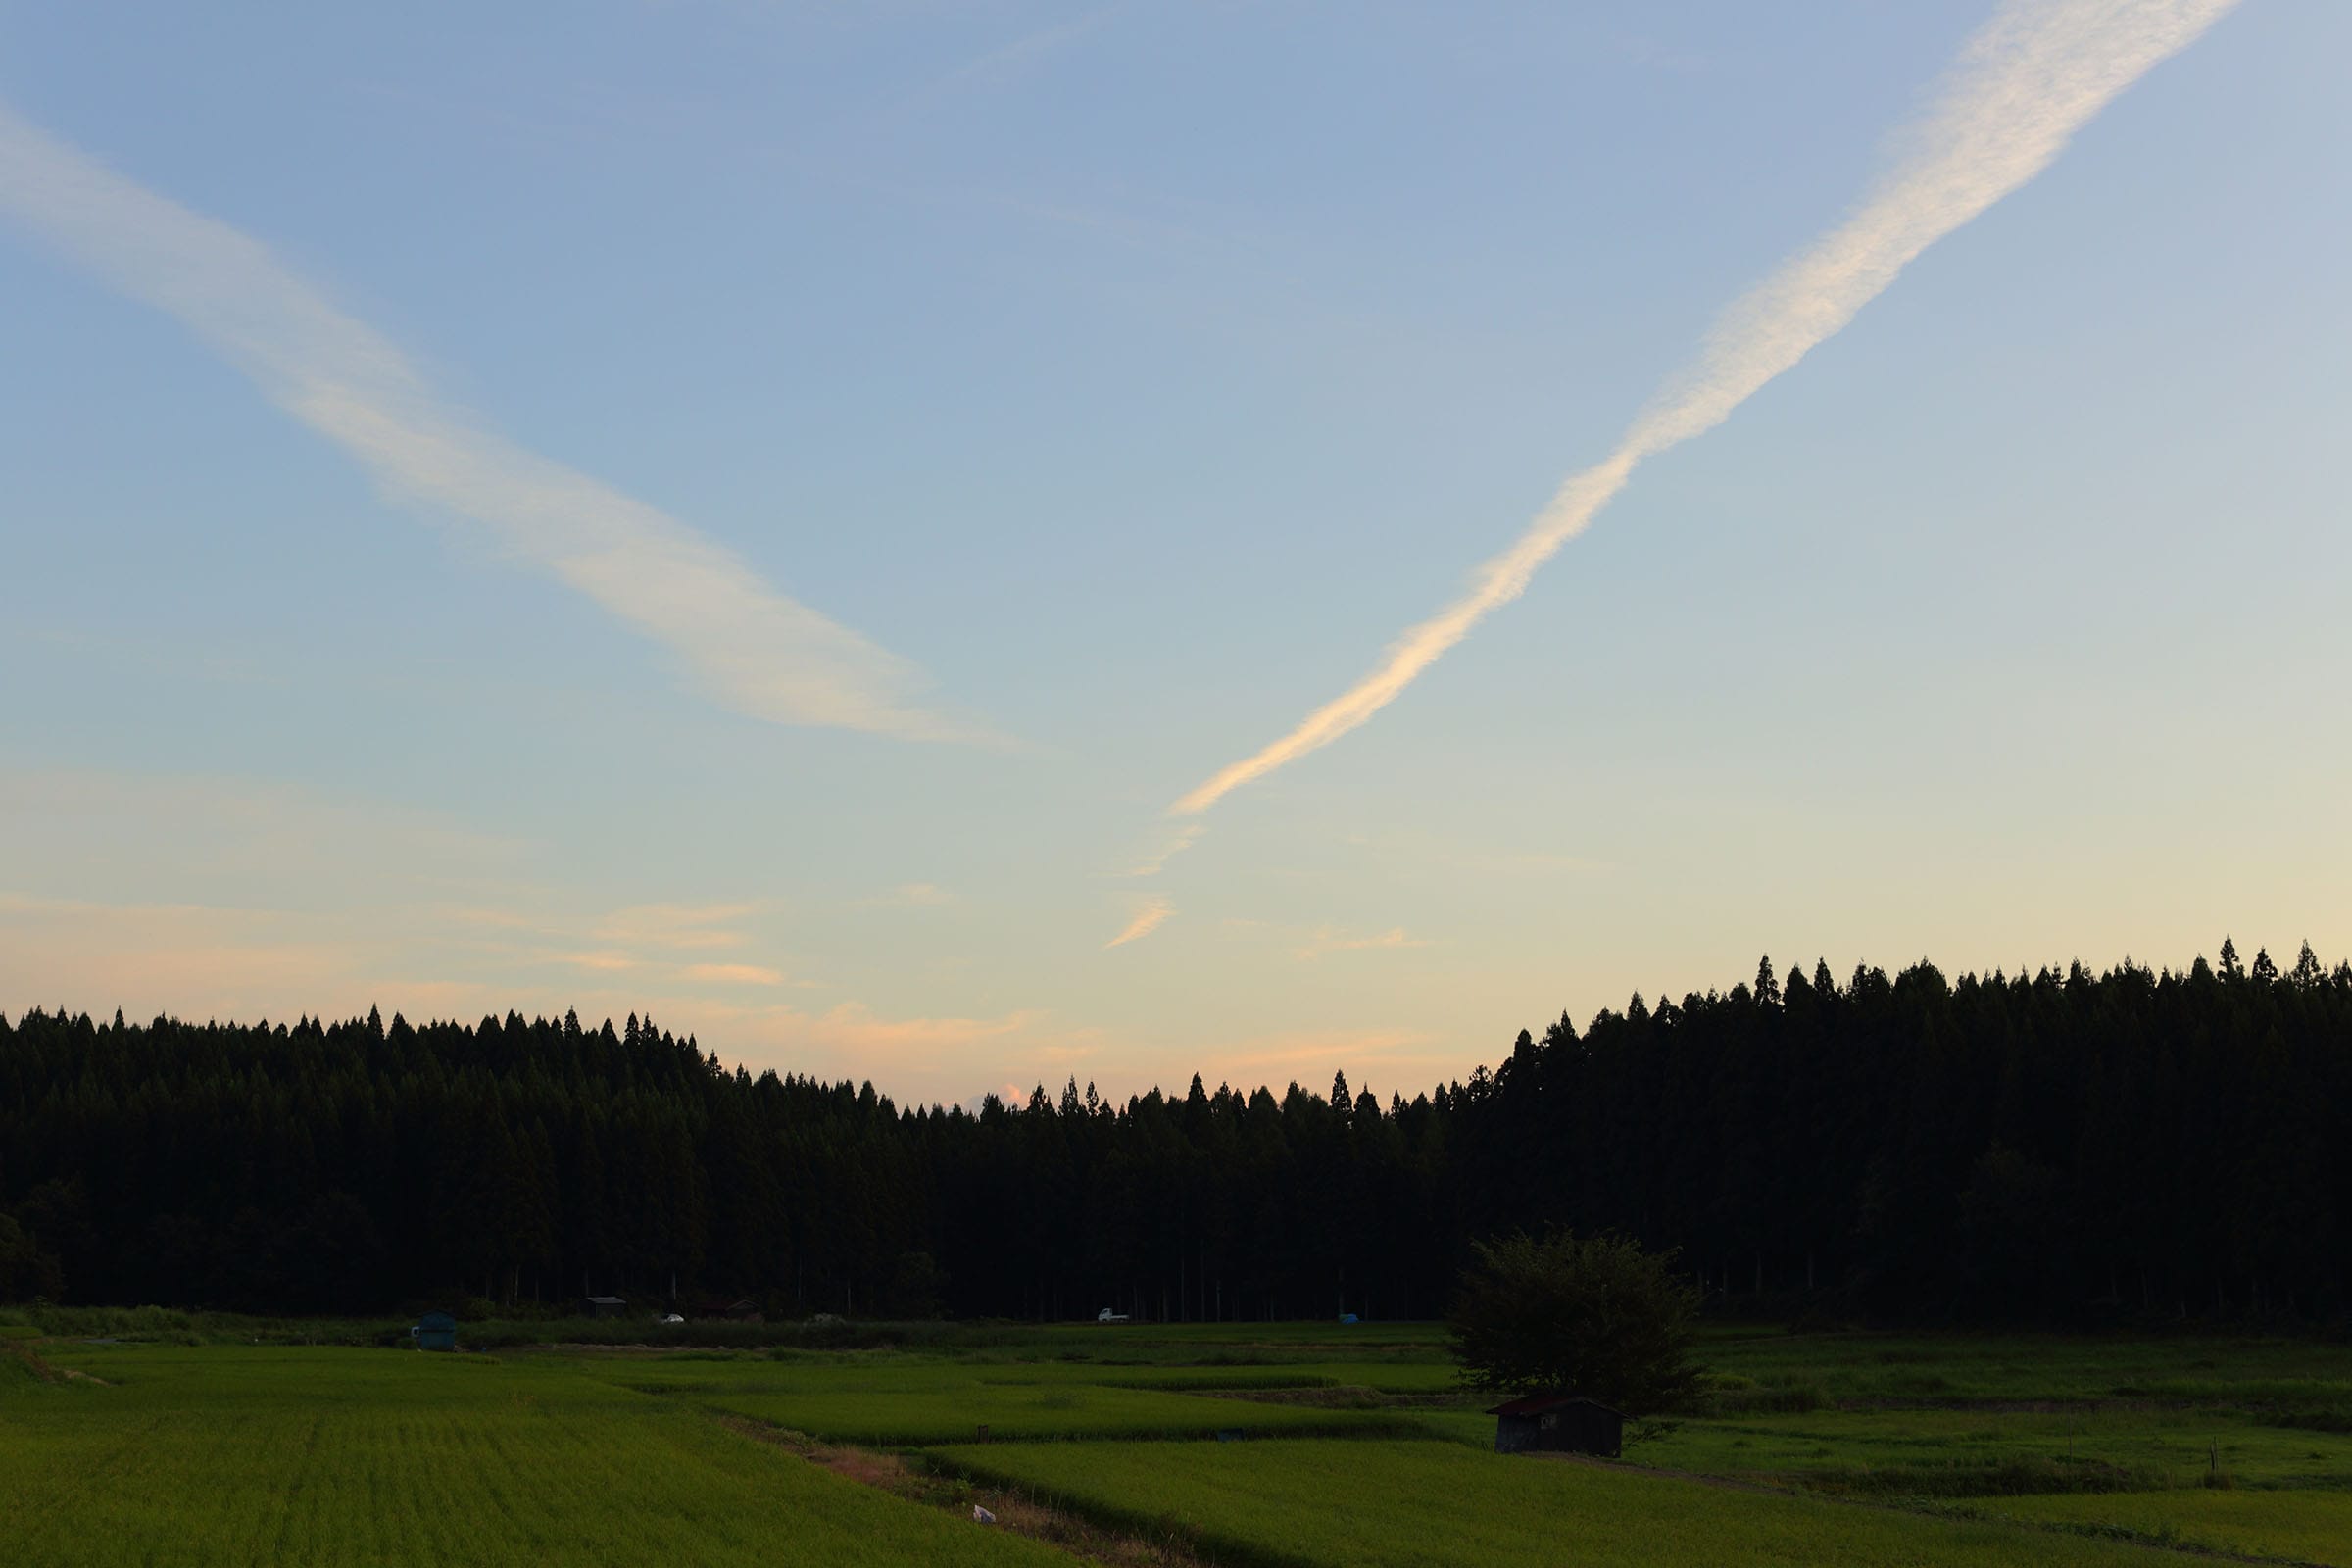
[700,1382,1414,1446]
[1971,1489,2352,1565]
[1826,1456,2163,1498]
[0,1344,1066,1567]
[1635,1404,2352,1495]
[931,1437,2194,1567]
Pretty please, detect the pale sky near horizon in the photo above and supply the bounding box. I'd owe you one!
[4,2,2346,1107]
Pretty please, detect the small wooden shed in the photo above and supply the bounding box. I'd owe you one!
[1487,1393,1623,1457]
[580,1295,628,1319]
[414,1311,457,1352]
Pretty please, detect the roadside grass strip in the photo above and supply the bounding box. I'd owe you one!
[932,1437,2213,1568]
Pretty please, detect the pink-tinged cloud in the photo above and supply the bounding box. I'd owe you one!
[685,962,788,987]
[1296,927,1432,961]
[1105,895,1173,949]
[555,951,639,972]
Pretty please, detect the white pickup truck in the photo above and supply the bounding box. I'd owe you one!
[1096,1307,1130,1323]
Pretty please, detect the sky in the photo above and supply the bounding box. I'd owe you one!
[3,1,2346,1107]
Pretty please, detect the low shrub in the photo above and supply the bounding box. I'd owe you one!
[1704,1379,1831,1414]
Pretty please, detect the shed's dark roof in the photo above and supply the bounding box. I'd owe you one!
[1486,1393,1623,1418]
[584,1296,627,1305]
[418,1311,457,1327]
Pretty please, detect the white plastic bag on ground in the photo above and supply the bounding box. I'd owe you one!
[972,1505,997,1524]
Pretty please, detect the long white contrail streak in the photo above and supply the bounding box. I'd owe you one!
[0,101,981,743]
[1172,0,2241,818]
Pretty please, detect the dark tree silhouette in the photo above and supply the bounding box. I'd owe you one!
[1,939,2348,1321]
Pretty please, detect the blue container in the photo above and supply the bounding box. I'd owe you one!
[414,1311,458,1351]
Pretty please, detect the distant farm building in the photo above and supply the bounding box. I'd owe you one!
[580,1296,628,1319]
[1488,1393,1623,1457]
[413,1311,457,1352]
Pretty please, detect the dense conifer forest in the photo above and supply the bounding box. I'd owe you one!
[3,940,2347,1323]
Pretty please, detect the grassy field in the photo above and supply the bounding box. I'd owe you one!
[0,1344,1065,1568]
[935,1436,2192,1568]
[6,1319,2350,1566]
[1972,1490,2352,1563]
[697,1380,1411,1446]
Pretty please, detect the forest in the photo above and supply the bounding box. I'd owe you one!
[2,939,2346,1324]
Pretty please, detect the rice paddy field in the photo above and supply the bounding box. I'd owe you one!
[6,1314,2351,1566]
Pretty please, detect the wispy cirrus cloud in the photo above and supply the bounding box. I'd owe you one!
[797,1001,1047,1052]
[554,950,639,973]
[589,902,761,952]
[1104,894,1173,949]
[684,962,792,987]
[1172,0,2243,817]
[0,99,986,743]
[1119,824,1204,878]
[863,882,956,907]
[1294,926,1431,962]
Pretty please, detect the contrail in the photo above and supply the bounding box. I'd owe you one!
[0,100,982,743]
[1172,0,2240,817]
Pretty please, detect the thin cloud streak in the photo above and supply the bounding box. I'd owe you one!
[1105,894,1173,949]
[1172,0,2241,817]
[1296,926,1431,961]
[0,100,982,743]
[1121,824,1205,878]
[684,962,788,987]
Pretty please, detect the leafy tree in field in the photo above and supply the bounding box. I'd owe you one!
[1446,1229,1702,1414]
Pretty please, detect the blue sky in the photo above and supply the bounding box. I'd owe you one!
[3,1,2344,1104]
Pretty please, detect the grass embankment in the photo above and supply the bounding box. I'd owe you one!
[701,1382,1409,1446]
[933,1437,2191,1568]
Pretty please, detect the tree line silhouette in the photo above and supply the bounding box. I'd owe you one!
[2,939,2346,1322]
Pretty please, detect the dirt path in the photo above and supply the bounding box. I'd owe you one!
[714,1414,1211,1568]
